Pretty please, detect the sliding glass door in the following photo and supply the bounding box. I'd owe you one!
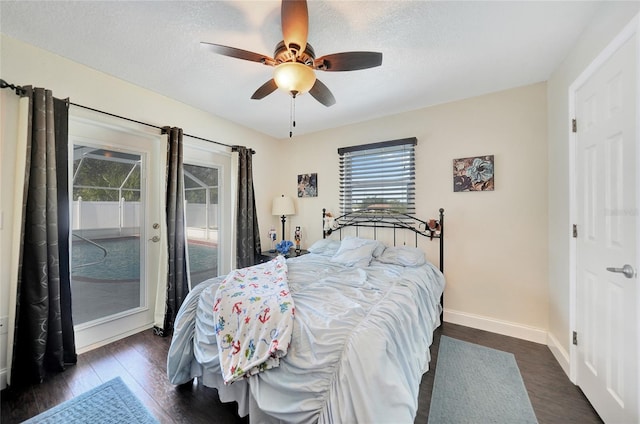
[184,163,220,286]
[183,140,232,283]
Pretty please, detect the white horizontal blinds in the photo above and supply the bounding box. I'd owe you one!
[339,137,416,214]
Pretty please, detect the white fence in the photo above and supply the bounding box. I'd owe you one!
[73,199,140,231]
[185,203,219,229]
[73,199,218,237]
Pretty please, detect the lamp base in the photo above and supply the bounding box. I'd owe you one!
[281,214,287,241]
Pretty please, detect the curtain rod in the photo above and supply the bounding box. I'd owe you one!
[0,79,26,95]
[0,78,255,154]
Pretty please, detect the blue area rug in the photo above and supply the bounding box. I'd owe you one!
[428,336,538,424]
[23,377,158,423]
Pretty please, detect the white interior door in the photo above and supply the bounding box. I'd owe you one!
[575,34,638,423]
[69,111,164,352]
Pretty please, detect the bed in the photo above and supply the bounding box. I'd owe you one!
[167,208,445,423]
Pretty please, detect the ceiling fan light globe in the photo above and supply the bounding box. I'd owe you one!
[273,62,316,95]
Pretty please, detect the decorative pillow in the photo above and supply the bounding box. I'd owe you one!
[376,246,426,267]
[307,239,342,256]
[330,237,379,267]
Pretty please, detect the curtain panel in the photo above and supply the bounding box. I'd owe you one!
[10,87,76,386]
[160,126,189,336]
[234,146,261,268]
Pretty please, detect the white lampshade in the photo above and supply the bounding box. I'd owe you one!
[273,62,316,95]
[272,195,295,216]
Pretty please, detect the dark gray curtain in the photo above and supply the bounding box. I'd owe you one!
[235,146,261,268]
[12,87,76,386]
[161,126,188,335]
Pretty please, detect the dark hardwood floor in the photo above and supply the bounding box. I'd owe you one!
[1,322,602,423]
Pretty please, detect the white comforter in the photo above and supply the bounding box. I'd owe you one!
[167,252,445,423]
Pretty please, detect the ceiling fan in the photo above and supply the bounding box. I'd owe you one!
[201,0,383,107]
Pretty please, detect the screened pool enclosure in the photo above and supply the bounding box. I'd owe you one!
[71,145,219,324]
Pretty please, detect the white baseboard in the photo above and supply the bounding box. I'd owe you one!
[547,332,571,379]
[444,308,548,345]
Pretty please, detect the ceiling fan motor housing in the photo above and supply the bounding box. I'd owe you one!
[274,40,315,66]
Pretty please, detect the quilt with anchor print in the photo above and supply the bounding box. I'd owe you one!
[213,255,295,384]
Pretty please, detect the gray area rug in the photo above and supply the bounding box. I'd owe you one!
[428,336,538,424]
[23,376,158,423]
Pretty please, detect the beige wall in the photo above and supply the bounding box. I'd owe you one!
[547,3,640,363]
[272,83,549,340]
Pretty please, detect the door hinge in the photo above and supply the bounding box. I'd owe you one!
[573,331,578,346]
[573,224,578,238]
[572,118,577,133]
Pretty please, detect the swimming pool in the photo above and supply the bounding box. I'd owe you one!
[72,236,218,282]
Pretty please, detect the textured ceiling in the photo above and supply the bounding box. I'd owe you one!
[1,1,602,139]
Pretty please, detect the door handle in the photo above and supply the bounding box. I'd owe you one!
[149,235,160,243]
[606,264,635,279]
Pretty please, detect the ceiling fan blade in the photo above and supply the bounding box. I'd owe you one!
[200,42,275,65]
[308,79,336,107]
[281,0,308,57]
[314,52,383,71]
[251,79,278,100]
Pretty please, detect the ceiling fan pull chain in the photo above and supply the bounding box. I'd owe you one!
[289,92,297,138]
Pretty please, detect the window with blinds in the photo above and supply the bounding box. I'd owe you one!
[338,137,416,214]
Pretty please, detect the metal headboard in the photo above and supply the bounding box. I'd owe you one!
[322,208,445,273]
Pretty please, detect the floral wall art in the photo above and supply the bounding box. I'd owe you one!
[297,173,318,197]
[453,155,494,192]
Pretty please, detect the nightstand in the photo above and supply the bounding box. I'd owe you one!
[256,249,309,264]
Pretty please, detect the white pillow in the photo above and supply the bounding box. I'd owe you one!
[376,246,426,267]
[372,241,386,258]
[330,237,379,267]
[307,239,341,256]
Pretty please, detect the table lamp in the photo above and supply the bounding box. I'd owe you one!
[272,195,295,241]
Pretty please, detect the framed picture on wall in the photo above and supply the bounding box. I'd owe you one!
[298,173,318,197]
[453,155,494,192]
